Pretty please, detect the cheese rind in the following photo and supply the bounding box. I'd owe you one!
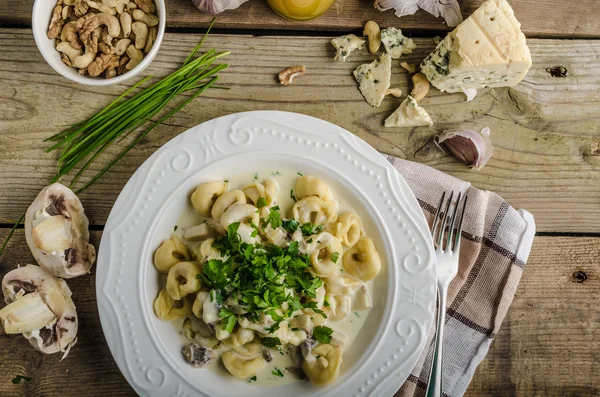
[331,34,365,62]
[420,0,532,93]
[353,54,392,108]
[384,96,433,127]
[380,27,416,59]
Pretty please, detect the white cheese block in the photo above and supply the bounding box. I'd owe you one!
[420,0,532,94]
[353,54,392,107]
[380,27,416,59]
[331,34,365,62]
[384,96,433,128]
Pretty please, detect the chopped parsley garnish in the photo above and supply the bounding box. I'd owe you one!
[297,172,303,176]
[300,223,323,236]
[261,337,282,347]
[174,225,178,231]
[272,368,284,377]
[11,376,32,384]
[254,173,259,180]
[248,376,257,382]
[331,252,339,263]
[250,229,258,238]
[313,326,333,344]
[262,206,282,229]
[354,312,360,317]
[323,300,330,307]
[290,189,296,201]
[291,327,301,331]
[256,197,268,208]
[282,219,299,233]
[307,238,313,244]
[272,171,281,176]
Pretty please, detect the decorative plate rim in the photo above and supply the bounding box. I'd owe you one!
[96,111,436,397]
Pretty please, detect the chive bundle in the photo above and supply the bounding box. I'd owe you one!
[0,22,228,255]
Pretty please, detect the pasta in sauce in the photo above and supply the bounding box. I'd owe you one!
[152,171,383,386]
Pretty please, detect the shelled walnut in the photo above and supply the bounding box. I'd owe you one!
[46,0,158,79]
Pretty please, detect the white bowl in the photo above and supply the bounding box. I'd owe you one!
[32,0,165,86]
[97,111,437,397]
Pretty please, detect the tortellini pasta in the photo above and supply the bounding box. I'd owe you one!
[220,203,260,230]
[154,235,190,273]
[309,233,343,277]
[211,190,246,221]
[166,261,202,300]
[191,238,221,263]
[293,196,337,225]
[153,289,192,320]
[191,181,228,217]
[343,236,382,281]
[333,212,362,247]
[222,351,265,379]
[295,175,332,201]
[231,338,262,358]
[192,291,209,318]
[243,179,279,206]
[222,327,255,349]
[303,344,343,386]
[183,317,220,348]
[330,295,351,321]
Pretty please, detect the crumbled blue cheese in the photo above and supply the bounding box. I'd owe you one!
[331,34,365,62]
[380,27,416,59]
[420,0,532,94]
[353,54,392,107]
[384,96,433,127]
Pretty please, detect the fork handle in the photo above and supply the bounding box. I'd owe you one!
[426,283,448,397]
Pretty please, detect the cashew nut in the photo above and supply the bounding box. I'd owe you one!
[96,12,121,37]
[86,0,116,15]
[114,0,129,13]
[144,26,156,53]
[411,73,430,102]
[133,0,154,13]
[385,88,403,97]
[60,21,82,50]
[114,38,131,55]
[102,0,119,6]
[278,65,306,86]
[363,21,381,54]
[119,11,132,37]
[56,42,82,63]
[73,49,96,68]
[125,44,143,69]
[127,1,137,9]
[131,21,148,49]
[400,61,417,74]
[132,9,158,27]
[61,5,71,21]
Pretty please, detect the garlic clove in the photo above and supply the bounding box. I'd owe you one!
[192,0,249,14]
[32,215,73,252]
[374,0,463,27]
[436,127,494,170]
[0,292,57,334]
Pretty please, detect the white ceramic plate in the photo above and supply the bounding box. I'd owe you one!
[97,111,436,397]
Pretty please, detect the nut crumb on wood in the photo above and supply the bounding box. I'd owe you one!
[278,65,307,86]
[400,61,417,74]
[385,88,403,97]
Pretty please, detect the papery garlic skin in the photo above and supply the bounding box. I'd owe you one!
[374,0,463,27]
[436,128,493,169]
[191,0,249,14]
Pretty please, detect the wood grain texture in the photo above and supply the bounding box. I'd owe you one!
[0,231,598,396]
[3,0,600,38]
[1,30,599,233]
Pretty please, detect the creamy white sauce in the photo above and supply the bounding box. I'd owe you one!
[172,169,374,386]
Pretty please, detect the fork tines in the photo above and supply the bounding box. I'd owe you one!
[431,191,468,252]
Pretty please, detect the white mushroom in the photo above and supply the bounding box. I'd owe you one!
[25,183,96,279]
[1,265,78,356]
[131,21,148,49]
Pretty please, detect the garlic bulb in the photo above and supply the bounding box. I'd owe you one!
[374,0,463,27]
[192,0,249,14]
[435,128,494,170]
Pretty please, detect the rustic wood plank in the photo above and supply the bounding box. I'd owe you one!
[3,0,600,38]
[0,231,597,396]
[1,30,599,233]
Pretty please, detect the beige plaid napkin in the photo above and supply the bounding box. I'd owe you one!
[387,157,536,397]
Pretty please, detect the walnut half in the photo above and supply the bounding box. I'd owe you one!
[278,65,306,86]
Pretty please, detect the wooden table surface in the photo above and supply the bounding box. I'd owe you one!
[0,1,599,396]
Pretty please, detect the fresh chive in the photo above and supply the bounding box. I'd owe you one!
[272,368,284,377]
[174,225,178,231]
[354,312,360,317]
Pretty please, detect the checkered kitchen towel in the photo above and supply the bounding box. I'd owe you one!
[388,157,536,397]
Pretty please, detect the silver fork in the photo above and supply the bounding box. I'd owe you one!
[425,191,468,397]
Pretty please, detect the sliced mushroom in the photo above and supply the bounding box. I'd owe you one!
[1,265,78,356]
[25,183,95,279]
[183,343,215,368]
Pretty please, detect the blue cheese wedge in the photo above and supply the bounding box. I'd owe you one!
[331,34,365,62]
[380,27,416,59]
[353,54,392,107]
[384,96,433,127]
[420,0,532,95]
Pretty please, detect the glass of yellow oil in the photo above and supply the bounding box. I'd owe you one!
[267,0,336,21]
